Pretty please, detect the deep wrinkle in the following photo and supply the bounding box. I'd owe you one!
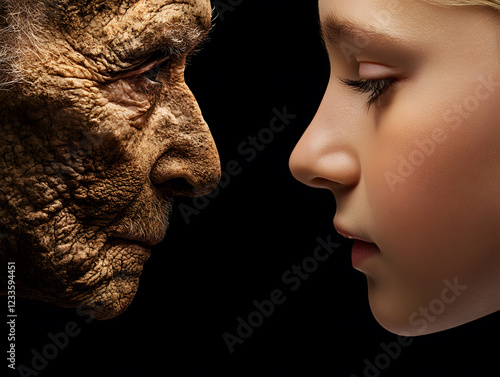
[0,0,221,320]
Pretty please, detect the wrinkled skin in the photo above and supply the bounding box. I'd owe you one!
[0,0,220,319]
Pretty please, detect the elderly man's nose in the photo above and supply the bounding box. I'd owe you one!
[150,128,221,198]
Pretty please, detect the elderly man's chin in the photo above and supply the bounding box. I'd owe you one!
[74,239,154,320]
[19,239,155,320]
[13,197,173,320]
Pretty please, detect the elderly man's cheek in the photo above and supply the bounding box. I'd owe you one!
[100,78,158,128]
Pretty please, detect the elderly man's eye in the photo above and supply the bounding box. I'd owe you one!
[115,54,170,83]
[143,64,162,83]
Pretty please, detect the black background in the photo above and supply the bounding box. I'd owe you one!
[5,1,500,376]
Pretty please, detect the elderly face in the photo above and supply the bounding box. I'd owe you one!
[290,0,500,335]
[0,0,220,319]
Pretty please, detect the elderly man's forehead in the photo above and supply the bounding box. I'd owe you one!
[49,0,211,26]
[44,0,211,68]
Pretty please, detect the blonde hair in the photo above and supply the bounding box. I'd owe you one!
[422,0,500,11]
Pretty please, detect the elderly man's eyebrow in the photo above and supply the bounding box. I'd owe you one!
[320,12,405,49]
[110,23,210,78]
[160,23,211,57]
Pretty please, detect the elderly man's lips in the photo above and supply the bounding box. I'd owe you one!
[113,237,162,247]
[112,239,152,259]
[111,232,165,247]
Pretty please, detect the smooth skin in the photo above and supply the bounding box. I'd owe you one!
[290,0,500,335]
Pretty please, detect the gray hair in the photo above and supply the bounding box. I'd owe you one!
[0,1,207,92]
[0,0,46,90]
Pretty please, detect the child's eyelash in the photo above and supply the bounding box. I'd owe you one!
[339,77,396,110]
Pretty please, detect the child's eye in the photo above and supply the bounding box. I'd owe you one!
[339,77,396,110]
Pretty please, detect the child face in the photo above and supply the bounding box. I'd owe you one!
[290,0,500,335]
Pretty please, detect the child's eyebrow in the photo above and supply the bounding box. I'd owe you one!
[320,12,406,49]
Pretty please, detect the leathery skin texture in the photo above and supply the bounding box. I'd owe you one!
[0,0,221,319]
